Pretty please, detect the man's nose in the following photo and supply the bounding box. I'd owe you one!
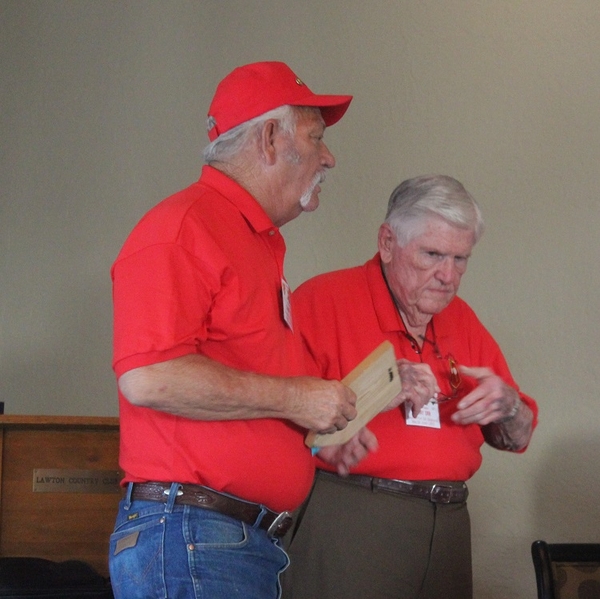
[321,142,336,168]
[436,258,456,282]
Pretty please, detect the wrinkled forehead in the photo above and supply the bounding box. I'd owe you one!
[405,217,476,253]
[293,106,326,129]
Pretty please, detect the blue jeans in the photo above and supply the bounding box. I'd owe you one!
[109,483,289,599]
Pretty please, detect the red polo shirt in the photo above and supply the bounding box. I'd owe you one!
[112,166,313,512]
[293,254,538,481]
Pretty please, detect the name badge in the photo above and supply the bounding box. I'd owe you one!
[281,278,293,331]
[405,399,441,429]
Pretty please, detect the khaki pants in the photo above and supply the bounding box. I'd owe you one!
[282,470,472,599]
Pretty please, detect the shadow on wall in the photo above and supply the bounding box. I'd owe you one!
[533,435,600,541]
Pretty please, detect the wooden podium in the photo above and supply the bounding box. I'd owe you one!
[0,416,121,577]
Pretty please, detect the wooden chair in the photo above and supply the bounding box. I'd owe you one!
[531,539,600,599]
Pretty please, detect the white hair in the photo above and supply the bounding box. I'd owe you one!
[202,105,320,164]
[385,175,485,246]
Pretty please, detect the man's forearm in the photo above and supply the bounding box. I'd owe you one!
[118,353,358,434]
[118,354,289,420]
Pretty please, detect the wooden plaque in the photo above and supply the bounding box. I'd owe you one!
[306,341,401,448]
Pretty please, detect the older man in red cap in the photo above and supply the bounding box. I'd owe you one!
[108,62,362,599]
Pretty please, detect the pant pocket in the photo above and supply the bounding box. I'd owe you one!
[109,512,166,598]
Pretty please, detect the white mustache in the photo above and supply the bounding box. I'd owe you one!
[300,171,327,208]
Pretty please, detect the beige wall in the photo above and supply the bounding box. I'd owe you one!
[2,1,599,597]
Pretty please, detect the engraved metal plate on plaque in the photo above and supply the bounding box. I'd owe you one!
[33,469,122,494]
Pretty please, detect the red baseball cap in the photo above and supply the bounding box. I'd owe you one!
[206,61,353,141]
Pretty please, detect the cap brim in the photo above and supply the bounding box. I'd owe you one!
[290,94,353,127]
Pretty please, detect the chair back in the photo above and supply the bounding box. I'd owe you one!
[531,540,600,599]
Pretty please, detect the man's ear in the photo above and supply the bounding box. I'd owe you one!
[378,223,395,263]
[258,120,278,165]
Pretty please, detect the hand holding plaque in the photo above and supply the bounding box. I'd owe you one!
[306,341,401,448]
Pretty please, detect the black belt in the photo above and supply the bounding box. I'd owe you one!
[319,471,468,504]
[130,482,293,538]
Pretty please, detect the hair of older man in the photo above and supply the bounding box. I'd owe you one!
[385,175,485,247]
[202,105,320,164]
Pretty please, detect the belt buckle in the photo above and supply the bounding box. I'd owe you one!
[267,511,293,538]
[430,484,453,504]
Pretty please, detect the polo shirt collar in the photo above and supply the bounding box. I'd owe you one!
[200,165,277,234]
[366,254,403,334]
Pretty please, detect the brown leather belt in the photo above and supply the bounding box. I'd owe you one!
[319,470,468,504]
[130,482,293,538]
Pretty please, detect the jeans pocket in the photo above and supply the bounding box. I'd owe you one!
[185,511,288,599]
[109,510,166,598]
[185,509,250,548]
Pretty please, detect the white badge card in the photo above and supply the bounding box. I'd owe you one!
[405,399,441,429]
[281,278,293,331]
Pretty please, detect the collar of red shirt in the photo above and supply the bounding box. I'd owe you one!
[200,165,278,235]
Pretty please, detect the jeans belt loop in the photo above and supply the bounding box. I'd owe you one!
[164,482,183,513]
[124,482,134,510]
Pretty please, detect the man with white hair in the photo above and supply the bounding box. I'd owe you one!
[284,175,538,599]
[108,61,362,599]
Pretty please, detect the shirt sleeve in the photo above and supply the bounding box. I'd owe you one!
[112,242,217,377]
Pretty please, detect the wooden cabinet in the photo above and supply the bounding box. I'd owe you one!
[0,416,121,577]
